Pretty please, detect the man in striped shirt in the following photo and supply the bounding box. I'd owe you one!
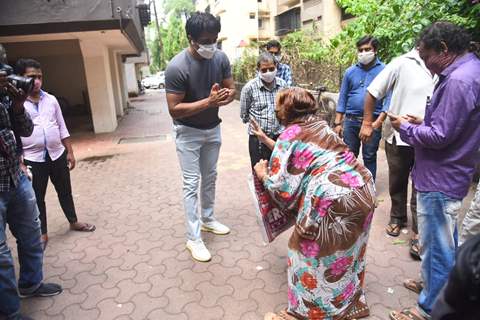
[240,52,287,167]
[266,40,293,86]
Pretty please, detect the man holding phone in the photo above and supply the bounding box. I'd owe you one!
[165,12,235,262]
[388,22,480,320]
[359,48,436,260]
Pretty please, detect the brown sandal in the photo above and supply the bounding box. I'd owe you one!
[346,299,370,319]
[403,279,423,294]
[389,308,426,320]
[410,238,421,260]
[386,223,402,237]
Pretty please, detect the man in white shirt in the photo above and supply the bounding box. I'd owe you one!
[359,48,435,260]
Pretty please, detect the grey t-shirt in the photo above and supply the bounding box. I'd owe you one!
[165,48,232,129]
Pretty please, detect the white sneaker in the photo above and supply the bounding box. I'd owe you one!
[186,239,212,262]
[201,220,231,235]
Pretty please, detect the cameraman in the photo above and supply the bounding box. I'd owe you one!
[0,45,62,320]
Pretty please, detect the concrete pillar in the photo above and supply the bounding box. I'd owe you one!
[125,62,139,96]
[79,40,118,133]
[323,0,342,40]
[109,49,124,117]
[116,53,129,112]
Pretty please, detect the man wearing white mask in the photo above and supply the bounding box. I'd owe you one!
[240,52,287,168]
[334,35,389,180]
[266,40,293,86]
[165,12,236,262]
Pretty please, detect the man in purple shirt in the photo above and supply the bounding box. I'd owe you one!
[17,59,95,249]
[388,22,480,320]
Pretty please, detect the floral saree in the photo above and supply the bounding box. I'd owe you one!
[261,116,376,319]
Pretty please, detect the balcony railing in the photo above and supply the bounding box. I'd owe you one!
[277,0,301,8]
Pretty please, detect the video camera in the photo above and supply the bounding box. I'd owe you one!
[0,62,34,97]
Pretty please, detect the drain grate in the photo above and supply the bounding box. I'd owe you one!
[118,134,168,144]
[81,155,115,163]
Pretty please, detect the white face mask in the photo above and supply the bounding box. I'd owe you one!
[259,69,277,83]
[358,51,375,65]
[196,43,217,59]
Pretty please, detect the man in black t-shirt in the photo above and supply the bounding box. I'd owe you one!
[165,12,235,262]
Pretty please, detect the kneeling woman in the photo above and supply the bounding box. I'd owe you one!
[253,88,376,320]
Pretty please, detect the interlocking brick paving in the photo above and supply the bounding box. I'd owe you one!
[8,90,475,320]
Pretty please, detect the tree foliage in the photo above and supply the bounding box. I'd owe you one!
[232,0,479,90]
[333,0,479,66]
[163,0,195,20]
[147,0,194,72]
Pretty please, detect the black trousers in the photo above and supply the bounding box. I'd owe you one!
[24,150,77,234]
[248,135,274,168]
[385,138,418,234]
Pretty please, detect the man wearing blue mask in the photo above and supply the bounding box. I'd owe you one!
[165,12,236,262]
[240,52,287,168]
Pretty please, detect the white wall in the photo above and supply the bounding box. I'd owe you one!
[80,40,118,133]
[125,63,139,96]
[4,40,88,108]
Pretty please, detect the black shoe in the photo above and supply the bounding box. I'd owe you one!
[18,283,63,298]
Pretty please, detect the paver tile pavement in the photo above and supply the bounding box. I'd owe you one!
[8,90,475,320]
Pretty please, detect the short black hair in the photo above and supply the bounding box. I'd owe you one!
[185,12,221,40]
[356,35,380,51]
[266,40,281,51]
[419,21,471,54]
[15,58,41,75]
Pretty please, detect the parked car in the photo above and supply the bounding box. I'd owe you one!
[141,73,165,89]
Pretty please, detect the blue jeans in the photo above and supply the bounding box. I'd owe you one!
[342,117,382,180]
[0,174,43,318]
[174,124,221,241]
[417,191,461,317]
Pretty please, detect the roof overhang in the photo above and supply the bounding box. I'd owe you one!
[0,19,144,55]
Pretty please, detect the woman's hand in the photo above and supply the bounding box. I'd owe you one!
[249,118,267,143]
[254,159,269,182]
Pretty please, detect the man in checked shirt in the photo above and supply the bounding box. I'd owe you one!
[0,45,62,320]
[240,52,288,168]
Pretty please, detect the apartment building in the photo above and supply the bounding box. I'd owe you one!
[195,0,275,62]
[195,0,350,62]
[275,0,347,39]
[0,0,150,133]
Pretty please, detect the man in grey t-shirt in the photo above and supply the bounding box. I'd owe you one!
[165,12,235,262]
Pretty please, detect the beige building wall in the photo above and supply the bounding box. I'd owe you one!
[80,39,118,133]
[3,40,88,107]
[196,0,275,63]
[194,0,345,60]
[252,0,344,41]
[321,0,342,40]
